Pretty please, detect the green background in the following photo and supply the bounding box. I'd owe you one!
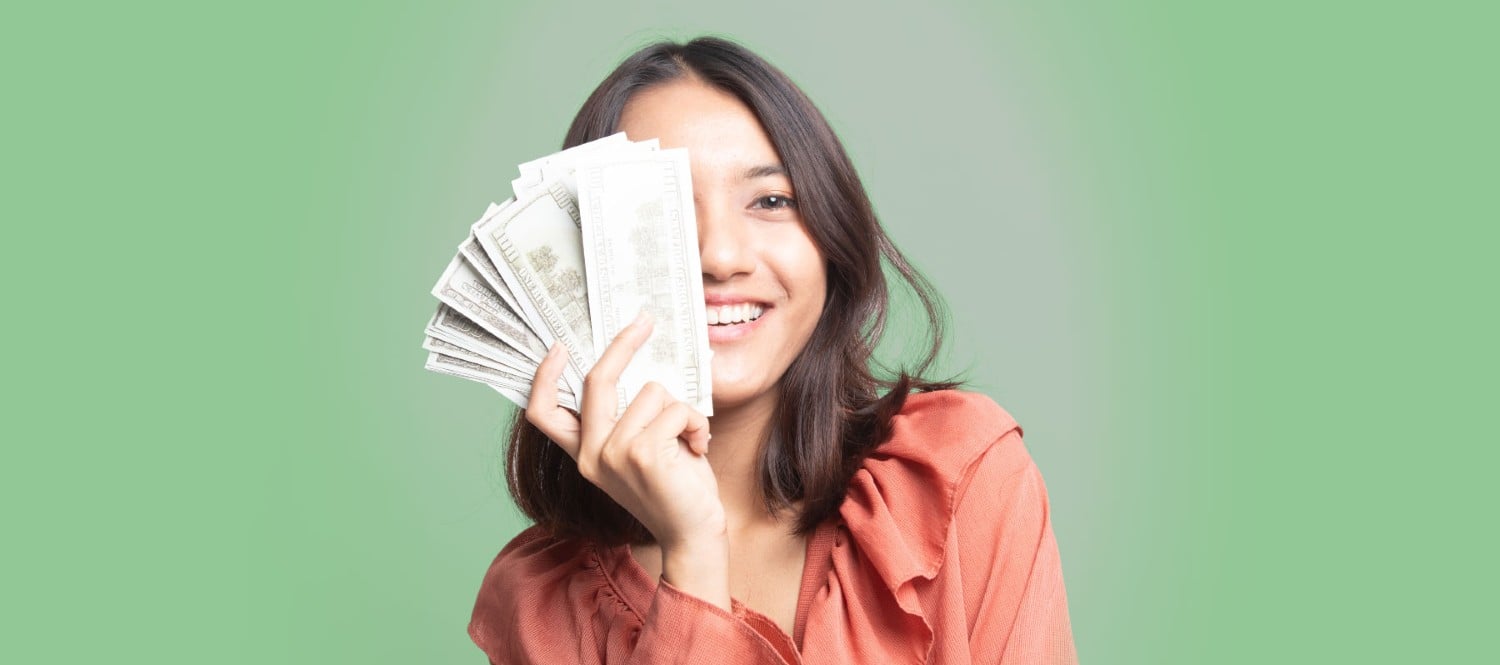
[5,0,1494,662]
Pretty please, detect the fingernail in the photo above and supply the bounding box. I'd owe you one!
[633,309,653,327]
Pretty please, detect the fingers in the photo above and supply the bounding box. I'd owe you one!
[613,385,709,455]
[637,401,711,457]
[580,310,655,432]
[606,384,711,457]
[675,402,712,456]
[609,381,672,442]
[525,343,582,457]
[552,309,713,481]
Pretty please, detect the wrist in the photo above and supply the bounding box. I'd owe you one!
[659,535,731,611]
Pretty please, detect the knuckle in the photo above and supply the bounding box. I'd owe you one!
[575,458,597,481]
[626,443,653,468]
[640,382,666,400]
[596,437,622,465]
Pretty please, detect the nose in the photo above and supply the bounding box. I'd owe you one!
[697,202,755,282]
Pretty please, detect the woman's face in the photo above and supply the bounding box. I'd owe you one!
[617,79,826,413]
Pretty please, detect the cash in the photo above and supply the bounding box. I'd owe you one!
[577,149,712,415]
[422,134,713,416]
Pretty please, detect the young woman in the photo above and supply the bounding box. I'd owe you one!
[469,37,1076,664]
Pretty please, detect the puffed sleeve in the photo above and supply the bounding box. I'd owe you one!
[954,430,1078,663]
[629,580,801,664]
[469,526,798,664]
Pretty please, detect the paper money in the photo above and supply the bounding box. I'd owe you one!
[459,201,526,317]
[474,185,595,395]
[511,133,630,199]
[422,337,577,410]
[431,254,549,363]
[425,305,536,376]
[423,351,577,411]
[422,134,714,417]
[577,148,713,415]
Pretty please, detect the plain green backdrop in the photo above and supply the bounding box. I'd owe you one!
[4,1,1494,663]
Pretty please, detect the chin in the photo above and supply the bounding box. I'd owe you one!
[707,372,777,413]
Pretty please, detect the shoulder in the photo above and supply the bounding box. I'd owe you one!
[868,389,1032,497]
[839,389,1038,584]
[467,525,602,660]
[474,524,593,594]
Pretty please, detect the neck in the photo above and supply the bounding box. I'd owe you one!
[705,389,786,535]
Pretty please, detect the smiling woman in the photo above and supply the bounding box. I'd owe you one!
[469,37,1076,663]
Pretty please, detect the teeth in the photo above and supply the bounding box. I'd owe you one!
[705,303,765,325]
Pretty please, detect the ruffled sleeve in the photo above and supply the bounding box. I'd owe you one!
[954,426,1077,662]
[467,527,595,664]
[821,390,1077,663]
[468,526,796,664]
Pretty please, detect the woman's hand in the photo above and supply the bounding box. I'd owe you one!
[524,312,730,608]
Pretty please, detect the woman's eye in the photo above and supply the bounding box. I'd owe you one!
[754,194,797,210]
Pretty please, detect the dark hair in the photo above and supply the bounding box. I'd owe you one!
[507,36,957,544]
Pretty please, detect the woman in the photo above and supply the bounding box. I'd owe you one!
[469,37,1076,663]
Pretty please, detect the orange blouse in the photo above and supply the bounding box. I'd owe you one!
[468,390,1077,663]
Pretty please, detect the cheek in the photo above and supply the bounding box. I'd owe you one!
[794,234,827,304]
[802,262,828,315]
[764,226,826,319]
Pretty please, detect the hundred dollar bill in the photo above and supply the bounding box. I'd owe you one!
[532,139,659,199]
[511,133,630,200]
[424,305,536,377]
[423,335,529,381]
[474,185,593,396]
[422,337,577,410]
[423,351,530,393]
[515,137,660,227]
[577,148,713,416]
[460,230,523,316]
[423,351,577,411]
[459,201,526,317]
[431,254,549,363]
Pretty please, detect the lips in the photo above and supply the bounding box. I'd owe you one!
[703,300,770,343]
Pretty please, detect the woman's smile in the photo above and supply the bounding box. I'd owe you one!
[704,299,771,343]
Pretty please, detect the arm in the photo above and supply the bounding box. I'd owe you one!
[508,316,794,663]
[468,533,793,664]
[627,577,797,664]
[956,432,1078,664]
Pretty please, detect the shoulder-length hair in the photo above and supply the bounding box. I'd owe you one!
[506,36,956,544]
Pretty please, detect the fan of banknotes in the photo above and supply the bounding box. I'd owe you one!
[421,133,714,416]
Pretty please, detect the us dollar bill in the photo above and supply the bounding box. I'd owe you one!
[422,337,578,410]
[424,305,536,377]
[474,184,594,395]
[459,201,526,317]
[511,133,633,200]
[423,351,578,411]
[430,254,549,363]
[577,148,713,416]
[423,135,714,416]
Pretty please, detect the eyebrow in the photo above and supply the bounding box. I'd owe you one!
[741,164,788,180]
